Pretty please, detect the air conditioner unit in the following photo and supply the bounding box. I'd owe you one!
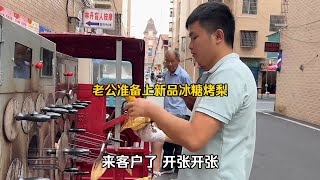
[94,0,112,8]
[274,23,287,27]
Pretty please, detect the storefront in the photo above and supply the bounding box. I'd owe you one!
[242,59,261,86]
[263,32,281,94]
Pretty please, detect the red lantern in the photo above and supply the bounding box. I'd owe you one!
[64,72,74,76]
[67,72,74,76]
[35,62,43,69]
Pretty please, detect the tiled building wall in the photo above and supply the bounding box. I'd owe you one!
[275,0,320,125]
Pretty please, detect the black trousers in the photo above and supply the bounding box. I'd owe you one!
[162,114,190,170]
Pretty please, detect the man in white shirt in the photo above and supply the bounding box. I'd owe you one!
[125,2,257,180]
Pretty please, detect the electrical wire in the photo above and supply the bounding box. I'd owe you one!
[286,19,320,29]
[151,35,162,70]
[110,0,128,36]
[111,0,118,14]
[66,0,71,23]
[82,0,93,8]
[68,0,92,23]
[280,33,320,44]
[303,55,319,66]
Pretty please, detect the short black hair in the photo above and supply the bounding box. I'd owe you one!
[186,2,235,48]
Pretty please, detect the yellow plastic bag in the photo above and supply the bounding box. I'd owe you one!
[120,96,151,132]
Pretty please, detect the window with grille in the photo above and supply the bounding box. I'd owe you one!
[242,0,257,15]
[40,48,53,77]
[148,47,153,57]
[163,40,168,46]
[170,8,174,17]
[181,37,186,52]
[240,31,257,48]
[269,15,286,31]
[13,43,32,79]
[169,22,173,32]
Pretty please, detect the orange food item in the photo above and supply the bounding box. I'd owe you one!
[125,96,136,102]
[121,96,151,132]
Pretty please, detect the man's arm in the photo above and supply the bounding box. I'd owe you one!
[146,69,243,152]
[146,106,222,152]
[164,136,174,143]
[180,74,195,111]
[135,109,220,152]
[181,95,197,111]
[131,69,243,151]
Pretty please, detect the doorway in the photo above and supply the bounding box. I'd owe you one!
[261,71,277,94]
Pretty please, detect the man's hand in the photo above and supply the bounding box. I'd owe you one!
[134,123,166,142]
[124,98,156,118]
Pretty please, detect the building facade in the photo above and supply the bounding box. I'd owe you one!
[275,0,320,125]
[143,18,158,72]
[153,34,169,72]
[261,32,281,94]
[0,0,94,33]
[169,0,283,85]
[0,0,131,36]
[93,0,131,36]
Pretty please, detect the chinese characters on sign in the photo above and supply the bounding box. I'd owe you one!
[0,5,39,33]
[264,42,280,52]
[101,154,219,169]
[83,8,115,29]
[92,83,229,97]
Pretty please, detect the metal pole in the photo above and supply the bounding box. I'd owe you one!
[50,118,55,179]
[265,70,268,95]
[98,62,101,82]
[115,40,122,148]
[184,0,190,70]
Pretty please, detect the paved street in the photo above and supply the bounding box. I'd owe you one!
[146,96,320,180]
[250,111,320,180]
[256,97,276,112]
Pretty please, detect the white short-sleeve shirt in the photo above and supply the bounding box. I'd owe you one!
[177,53,257,180]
